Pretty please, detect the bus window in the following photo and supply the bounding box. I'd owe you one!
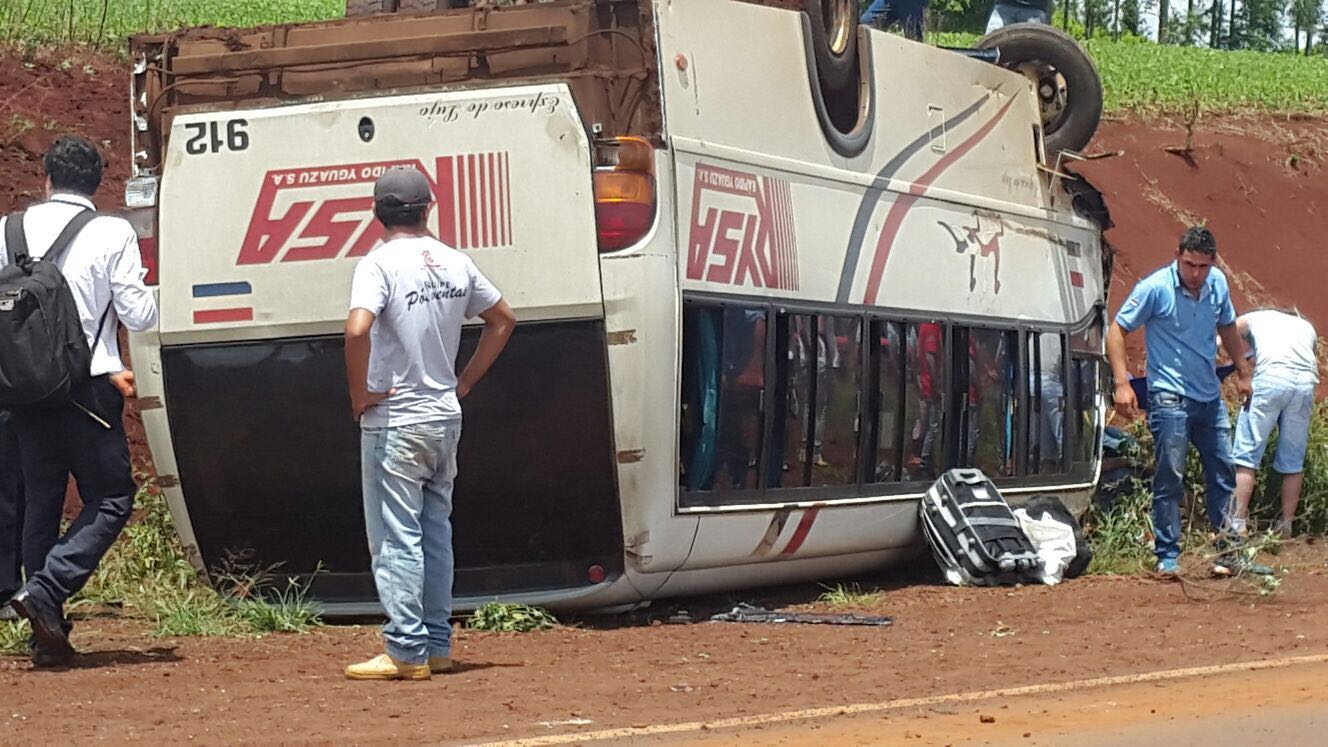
[871,320,905,483]
[1028,331,1066,474]
[962,328,1018,477]
[776,312,816,489]
[679,303,768,495]
[1070,324,1104,472]
[1072,356,1103,469]
[903,321,945,482]
[812,317,861,487]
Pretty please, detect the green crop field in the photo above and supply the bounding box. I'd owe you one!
[0,0,343,46]
[2,3,1326,115]
[939,31,1328,115]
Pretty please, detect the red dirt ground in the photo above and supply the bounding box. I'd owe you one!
[3,49,1328,745]
[3,546,1328,743]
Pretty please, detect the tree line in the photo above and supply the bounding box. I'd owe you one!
[879,0,1327,54]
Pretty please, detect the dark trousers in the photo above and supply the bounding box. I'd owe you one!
[9,376,136,613]
[0,414,22,597]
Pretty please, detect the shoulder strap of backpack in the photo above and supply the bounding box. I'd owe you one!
[40,209,98,268]
[3,211,27,267]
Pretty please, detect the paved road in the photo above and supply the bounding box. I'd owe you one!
[656,658,1328,746]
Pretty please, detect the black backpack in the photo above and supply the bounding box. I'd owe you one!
[0,209,102,409]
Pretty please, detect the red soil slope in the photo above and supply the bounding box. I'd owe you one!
[1076,115,1328,379]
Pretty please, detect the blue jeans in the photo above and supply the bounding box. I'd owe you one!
[1147,391,1235,562]
[361,420,462,664]
[1232,374,1316,474]
[986,3,1051,32]
[861,0,926,41]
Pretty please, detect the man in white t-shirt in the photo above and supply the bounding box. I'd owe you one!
[343,167,516,681]
[1229,308,1319,538]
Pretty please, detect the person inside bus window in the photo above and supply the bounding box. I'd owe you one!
[861,0,927,41]
[908,322,943,480]
[717,308,766,490]
[966,332,1016,476]
[1031,332,1065,470]
[794,316,838,470]
[875,322,904,482]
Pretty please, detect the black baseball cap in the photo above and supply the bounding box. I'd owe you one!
[373,166,433,208]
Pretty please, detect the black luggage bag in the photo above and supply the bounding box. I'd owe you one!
[920,468,1041,586]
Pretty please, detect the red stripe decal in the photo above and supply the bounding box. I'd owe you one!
[862,98,1017,305]
[780,505,823,556]
[472,152,483,248]
[1070,270,1085,288]
[487,152,498,248]
[503,152,513,245]
[434,156,457,247]
[194,308,253,324]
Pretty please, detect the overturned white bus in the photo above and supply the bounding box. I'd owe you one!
[123,0,1110,613]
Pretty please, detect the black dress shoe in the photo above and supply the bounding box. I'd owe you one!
[9,591,74,661]
[31,644,73,668]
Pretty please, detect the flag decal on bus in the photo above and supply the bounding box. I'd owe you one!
[237,152,513,265]
[686,162,799,291]
[192,281,254,324]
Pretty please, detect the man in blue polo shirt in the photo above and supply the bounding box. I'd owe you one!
[1107,227,1253,577]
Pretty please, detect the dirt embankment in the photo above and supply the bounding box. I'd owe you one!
[1076,115,1328,380]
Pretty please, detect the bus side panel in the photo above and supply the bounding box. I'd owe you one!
[599,149,700,577]
[657,1,1048,212]
[679,500,923,572]
[158,320,623,602]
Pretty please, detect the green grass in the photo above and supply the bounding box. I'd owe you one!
[69,486,323,639]
[1085,400,1328,579]
[0,619,32,656]
[935,31,1328,115]
[0,0,343,47]
[817,582,884,608]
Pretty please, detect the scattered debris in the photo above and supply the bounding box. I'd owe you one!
[708,603,892,627]
[536,718,593,728]
[980,714,997,724]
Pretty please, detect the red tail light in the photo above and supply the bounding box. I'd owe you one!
[594,137,656,252]
[124,207,159,286]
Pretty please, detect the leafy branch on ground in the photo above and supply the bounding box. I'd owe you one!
[467,602,558,632]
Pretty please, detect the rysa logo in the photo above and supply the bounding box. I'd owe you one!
[686,164,799,291]
[237,154,512,265]
[937,210,1005,293]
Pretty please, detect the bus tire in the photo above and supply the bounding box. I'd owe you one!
[976,23,1102,156]
[803,0,858,97]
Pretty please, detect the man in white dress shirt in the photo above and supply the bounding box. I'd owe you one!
[0,136,158,667]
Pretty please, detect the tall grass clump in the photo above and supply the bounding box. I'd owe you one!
[1084,478,1155,574]
[1085,401,1328,574]
[74,485,322,638]
[0,619,32,656]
